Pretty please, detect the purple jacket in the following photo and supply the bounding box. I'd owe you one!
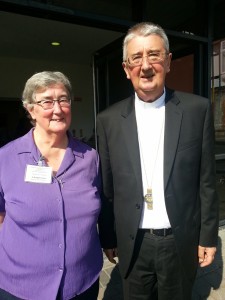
[0,129,103,300]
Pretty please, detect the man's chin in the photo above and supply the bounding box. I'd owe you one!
[137,87,163,102]
[139,80,156,90]
[139,86,156,95]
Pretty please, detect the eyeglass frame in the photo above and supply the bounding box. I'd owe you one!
[34,97,71,110]
[125,51,169,67]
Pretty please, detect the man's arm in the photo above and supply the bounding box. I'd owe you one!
[198,99,219,263]
[97,115,117,252]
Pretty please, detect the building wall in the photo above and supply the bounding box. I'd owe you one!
[166,54,194,93]
[212,40,225,140]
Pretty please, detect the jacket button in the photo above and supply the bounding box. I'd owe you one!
[129,234,134,240]
[135,204,140,209]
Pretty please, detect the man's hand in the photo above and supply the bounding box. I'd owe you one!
[198,245,216,267]
[104,248,118,264]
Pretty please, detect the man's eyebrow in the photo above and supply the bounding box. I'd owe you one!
[131,49,161,55]
[130,51,143,56]
[147,49,161,53]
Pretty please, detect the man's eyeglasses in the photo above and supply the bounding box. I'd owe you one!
[126,51,168,67]
[35,97,71,110]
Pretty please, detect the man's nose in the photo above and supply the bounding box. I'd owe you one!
[141,56,152,69]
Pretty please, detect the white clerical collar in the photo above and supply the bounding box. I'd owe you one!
[135,89,165,109]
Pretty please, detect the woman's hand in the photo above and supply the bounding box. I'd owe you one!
[0,212,5,228]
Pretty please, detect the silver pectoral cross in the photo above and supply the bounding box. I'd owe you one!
[144,188,153,210]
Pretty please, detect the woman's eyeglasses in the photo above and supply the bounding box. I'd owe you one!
[35,97,71,110]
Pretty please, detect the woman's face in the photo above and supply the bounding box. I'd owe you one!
[28,83,71,135]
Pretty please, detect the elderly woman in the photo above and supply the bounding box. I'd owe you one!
[0,71,103,300]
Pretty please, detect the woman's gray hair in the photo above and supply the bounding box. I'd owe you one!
[22,71,73,109]
[123,22,170,62]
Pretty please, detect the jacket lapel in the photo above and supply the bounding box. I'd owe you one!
[164,89,183,190]
[121,96,143,195]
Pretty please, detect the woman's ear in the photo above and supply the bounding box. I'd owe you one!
[26,106,36,121]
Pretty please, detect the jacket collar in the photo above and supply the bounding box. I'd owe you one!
[120,87,180,118]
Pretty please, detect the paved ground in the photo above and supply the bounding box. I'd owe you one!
[98,227,225,300]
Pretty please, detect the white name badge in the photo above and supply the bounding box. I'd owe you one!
[25,165,52,184]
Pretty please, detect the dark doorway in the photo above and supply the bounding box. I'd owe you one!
[0,99,32,147]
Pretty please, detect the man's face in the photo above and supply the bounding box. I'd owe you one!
[123,35,172,102]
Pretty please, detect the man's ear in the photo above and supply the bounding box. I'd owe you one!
[122,62,131,80]
[166,53,172,73]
